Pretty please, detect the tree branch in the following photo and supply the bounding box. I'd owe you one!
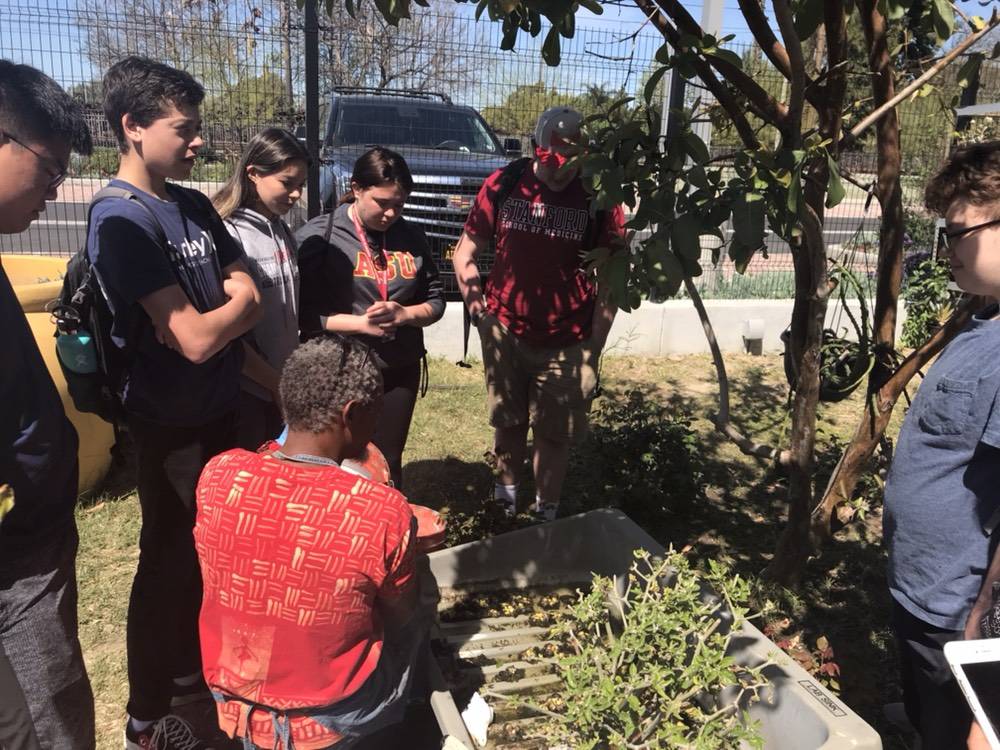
[631,0,760,148]
[682,276,783,463]
[650,0,788,126]
[735,0,792,81]
[840,11,1000,148]
[771,0,806,135]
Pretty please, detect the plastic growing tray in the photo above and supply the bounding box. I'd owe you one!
[422,509,882,750]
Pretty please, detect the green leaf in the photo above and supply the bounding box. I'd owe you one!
[643,67,669,105]
[542,25,561,66]
[732,192,765,254]
[787,167,803,214]
[825,155,845,208]
[670,213,702,261]
[578,0,603,14]
[792,0,824,40]
[876,0,909,21]
[654,43,672,65]
[955,54,983,90]
[681,131,710,164]
[705,46,743,69]
[931,0,954,41]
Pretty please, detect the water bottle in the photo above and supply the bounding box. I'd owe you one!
[56,330,99,374]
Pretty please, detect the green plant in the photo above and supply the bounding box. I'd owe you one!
[518,549,770,749]
[900,255,956,349]
[74,146,120,177]
[575,390,703,521]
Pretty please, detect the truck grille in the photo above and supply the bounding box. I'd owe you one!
[406,178,493,299]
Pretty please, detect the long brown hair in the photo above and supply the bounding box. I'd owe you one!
[339,146,414,205]
[213,127,309,219]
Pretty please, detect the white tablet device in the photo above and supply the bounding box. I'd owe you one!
[945,638,1000,750]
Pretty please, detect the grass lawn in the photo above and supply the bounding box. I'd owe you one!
[76,353,911,749]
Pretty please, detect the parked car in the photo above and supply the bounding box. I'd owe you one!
[314,87,521,297]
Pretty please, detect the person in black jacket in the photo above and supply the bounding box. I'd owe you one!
[0,60,94,750]
[297,147,445,489]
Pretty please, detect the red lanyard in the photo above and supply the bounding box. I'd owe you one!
[350,204,389,301]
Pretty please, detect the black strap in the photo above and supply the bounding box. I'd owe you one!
[323,204,338,243]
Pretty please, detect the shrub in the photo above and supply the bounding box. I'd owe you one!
[532,549,770,749]
[574,390,704,523]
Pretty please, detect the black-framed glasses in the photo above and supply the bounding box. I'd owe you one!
[0,130,68,190]
[936,217,1000,260]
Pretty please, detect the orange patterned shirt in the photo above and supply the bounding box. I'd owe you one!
[194,448,415,749]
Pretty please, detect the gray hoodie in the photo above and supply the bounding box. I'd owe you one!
[225,207,300,401]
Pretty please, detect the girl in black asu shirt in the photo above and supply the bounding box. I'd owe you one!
[296,147,445,489]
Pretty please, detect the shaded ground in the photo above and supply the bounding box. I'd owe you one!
[77,353,913,749]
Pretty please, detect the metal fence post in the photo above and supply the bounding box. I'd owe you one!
[304,0,321,219]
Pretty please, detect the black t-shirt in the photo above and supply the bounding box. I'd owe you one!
[88,180,244,426]
[0,263,79,554]
[296,204,445,369]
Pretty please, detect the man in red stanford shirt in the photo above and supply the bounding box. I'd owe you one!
[452,106,625,521]
[194,335,425,750]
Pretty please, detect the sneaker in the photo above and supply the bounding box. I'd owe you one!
[487,497,516,518]
[124,715,216,750]
[530,502,559,522]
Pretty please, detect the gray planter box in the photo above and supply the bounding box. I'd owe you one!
[423,508,882,749]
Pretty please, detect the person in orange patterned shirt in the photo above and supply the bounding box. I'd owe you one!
[194,334,426,750]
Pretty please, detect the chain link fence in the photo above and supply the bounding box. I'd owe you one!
[2,0,997,299]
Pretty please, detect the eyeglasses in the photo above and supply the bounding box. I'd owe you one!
[936,217,1000,260]
[1,130,68,190]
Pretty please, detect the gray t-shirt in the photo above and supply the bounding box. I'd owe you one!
[225,207,300,402]
[884,306,1000,630]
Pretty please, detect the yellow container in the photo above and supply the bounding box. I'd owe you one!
[6,255,114,494]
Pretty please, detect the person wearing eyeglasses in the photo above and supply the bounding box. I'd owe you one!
[194,335,428,750]
[881,140,1000,750]
[0,60,95,749]
[296,147,445,490]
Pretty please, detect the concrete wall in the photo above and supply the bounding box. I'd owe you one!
[423,299,905,361]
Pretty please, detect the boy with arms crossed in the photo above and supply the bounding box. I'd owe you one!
[91,56,260,749]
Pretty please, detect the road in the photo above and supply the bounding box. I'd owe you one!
[0,201,884,261]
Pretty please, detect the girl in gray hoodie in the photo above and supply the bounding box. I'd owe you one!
[212,128,309,449]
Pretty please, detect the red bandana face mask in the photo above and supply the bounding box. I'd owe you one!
[535,146,570,170]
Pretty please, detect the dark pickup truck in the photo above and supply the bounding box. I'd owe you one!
[316,88,522,296]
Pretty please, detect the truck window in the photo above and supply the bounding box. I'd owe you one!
[334,103,499,155]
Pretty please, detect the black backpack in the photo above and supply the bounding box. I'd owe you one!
[50,187,166,432]
[459,157,607,364]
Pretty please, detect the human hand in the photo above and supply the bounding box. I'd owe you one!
[154,322,181,352]
[223,277,254,303]
[355,315,390,338]
[965,601,987,640]
[969,720,992,750]
[366,300,410,329]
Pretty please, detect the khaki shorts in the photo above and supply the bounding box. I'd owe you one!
[479,316,598,443]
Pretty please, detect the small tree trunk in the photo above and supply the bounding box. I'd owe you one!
[767,203,829,585]
[808,0,906,542]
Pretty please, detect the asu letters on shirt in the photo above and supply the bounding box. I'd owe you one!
[464,166,626,346]
[296,204,446,369]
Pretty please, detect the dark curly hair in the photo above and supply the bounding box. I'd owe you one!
[102,56,204,153]
[925,140,1000,218]
[279,335,382,433]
